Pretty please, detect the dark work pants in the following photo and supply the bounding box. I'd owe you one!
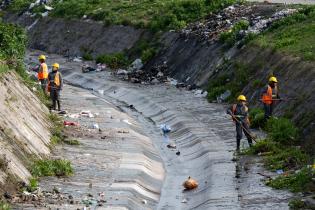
[40,79,48,92]
[236,121,253,150]
[264,103,273,120]
[50,89,61,111]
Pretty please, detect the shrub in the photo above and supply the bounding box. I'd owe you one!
[31,159,73,177]
[219,20,249,46]
[0,22,27,60]
[96,52,130,69]
[289,199,306,210]
[266,117,299,145]
[249,108,265,129]
[207,86,226,101]
[265,147,309,171]
[82,52,93,61]
[27,177,38,192]
[244,139,278,155]
[0,201,11,210]
[266,167,314,193]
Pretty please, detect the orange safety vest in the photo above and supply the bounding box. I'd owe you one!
[262,85,278,105]
[232,104,250,124]
[38,63,48,80]
[47,72,60,92]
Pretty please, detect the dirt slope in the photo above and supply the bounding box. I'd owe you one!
[0,71,51,193]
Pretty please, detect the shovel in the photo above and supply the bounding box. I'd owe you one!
[228,113,258,143]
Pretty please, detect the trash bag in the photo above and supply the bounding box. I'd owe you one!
[183,176,198,190]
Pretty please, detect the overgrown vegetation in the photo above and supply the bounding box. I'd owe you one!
[49,113,64,146]
[266,167,314,193]
[207,61,249,102]
[266,117,299,145]
[6,0,237,31]
[289,198,307,210]
[63,139,80,146]
[31,159,73,177]
[242,115,314,195]
[255,6,315,61]
[219,20,249,46]
[249,108,265,129]
[0,22,27,61]
[0,200,11,210]
[96,52,130,69]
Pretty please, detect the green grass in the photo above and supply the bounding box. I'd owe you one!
[255,6,315,61]
[6,0,237,31]
[49,113,64,146]
[266,117,299,145]
[96,52,130,69]
[207,61,250,102]
[219,20,249,47]
[244,139,310,171]
[0,22,27,61]
[0,201,11,210]
[63,139,80,146]
[26,177,38,192]
[249,108,265,129]
[266,167,314,193]
[289,199,306,210]
[31,159,73,177]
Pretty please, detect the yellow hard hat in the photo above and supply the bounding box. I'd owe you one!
[52,63,60,69]
[237,95,247,101]
[269,76,278,83]
[38,55,46,60]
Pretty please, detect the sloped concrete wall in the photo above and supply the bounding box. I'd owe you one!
[0,71,51,192]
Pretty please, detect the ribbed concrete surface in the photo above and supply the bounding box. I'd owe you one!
[24,51,292,209]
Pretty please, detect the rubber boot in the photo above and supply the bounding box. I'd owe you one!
[57,100,61,111]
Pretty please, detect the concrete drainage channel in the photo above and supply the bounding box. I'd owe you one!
[24,51,292,209]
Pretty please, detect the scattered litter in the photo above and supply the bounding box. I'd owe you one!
[128,59,143,72]
[91,123,99,129]
[82,65,96,73]
[32,87,37,92]
[258,151,273,156]
[160,124,172,134]
[217,90,231,103]
[176,151,181,156]
[167,143,176,149]
[123,119,133,125]
[64,121,79,126]
[183,176,198,190]
[276,169,284,175]
[142,199,147,204]
[80,110,94,118]
[73,57,83,62]
[101,136,107,139]
[98,90,104,95]
[193,89,208,98]
[118,130,129,134]
[41,11,49,17]
[58,110,67,115]
[181,198,188,203]
[96,63,107,72]
[44,5,53,11]
[69,114,80,119]
[117,69,128,75]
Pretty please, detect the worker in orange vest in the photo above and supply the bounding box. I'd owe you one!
[38,55,48,92]
[227,95,253,151]
[261,76,280,120]
[48,63,63,111]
